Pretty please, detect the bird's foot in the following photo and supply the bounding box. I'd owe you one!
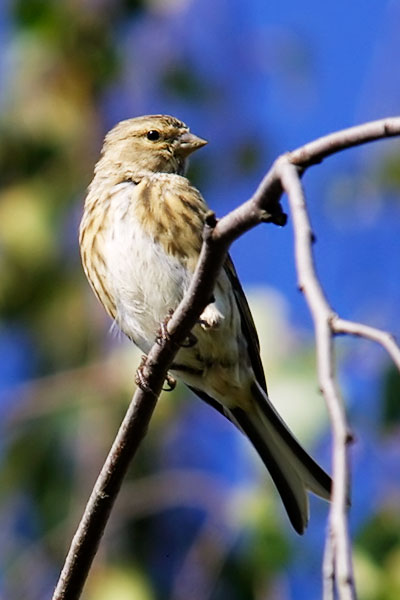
[135,355,176,394]
[135,354,153,393]
[156,309,175,345]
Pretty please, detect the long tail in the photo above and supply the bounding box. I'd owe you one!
[229,382,332,534]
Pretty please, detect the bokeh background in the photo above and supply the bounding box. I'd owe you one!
[1,1,400,599]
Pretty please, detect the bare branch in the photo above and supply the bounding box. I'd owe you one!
[332,316,400,370]
[279,162,356,600]
[53,116,400,600]
[289,116,400,167]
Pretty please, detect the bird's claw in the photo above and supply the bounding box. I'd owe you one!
[156,309,174,345]
[135,354,153,393]
[135,356,176,394]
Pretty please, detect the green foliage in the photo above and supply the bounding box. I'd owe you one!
[382,365,400,430]
[375,151,400,198]
[163,66,209,100]
[355,510,400,600]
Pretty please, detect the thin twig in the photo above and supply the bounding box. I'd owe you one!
[53,116,400,599]
[332,317,400,370]
[289,116,400,166]
[279,162,356,600]
[323,532,335,600]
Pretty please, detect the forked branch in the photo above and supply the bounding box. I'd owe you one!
[279,162,355,600]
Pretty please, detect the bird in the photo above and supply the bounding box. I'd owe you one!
[79,114,332,534]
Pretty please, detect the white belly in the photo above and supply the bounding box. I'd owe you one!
[103,188,192,352]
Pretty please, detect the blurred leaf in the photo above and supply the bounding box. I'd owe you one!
[0,130,59,186]
[375,152,400,197]
[13,0,58,30]
[357,510,400,565]
[0,406,77,534]
[85,565,154,600]
[353,550,382,600]
[163,66,208,100]
[381,365,400,432]
[235,139,264,175]
[0,183,55,265]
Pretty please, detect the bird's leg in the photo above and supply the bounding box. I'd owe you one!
[135,354,152,393]
[135,355,177,393]
[156,308,175,345]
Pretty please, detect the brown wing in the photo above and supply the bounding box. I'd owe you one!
[224,255,268,394]
[188,254,268,416]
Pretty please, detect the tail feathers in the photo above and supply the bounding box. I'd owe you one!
[230,382,332,535]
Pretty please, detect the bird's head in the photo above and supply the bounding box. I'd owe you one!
[99,114,207,177]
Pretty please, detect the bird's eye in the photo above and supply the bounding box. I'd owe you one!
[146,130,160,141]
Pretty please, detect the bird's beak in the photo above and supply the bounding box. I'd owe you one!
[178,131,208,156]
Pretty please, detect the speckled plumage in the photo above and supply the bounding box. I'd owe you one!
[80,115,332,533]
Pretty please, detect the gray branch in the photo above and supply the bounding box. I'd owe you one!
[279,161,355,600]
[52,116,400,600]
